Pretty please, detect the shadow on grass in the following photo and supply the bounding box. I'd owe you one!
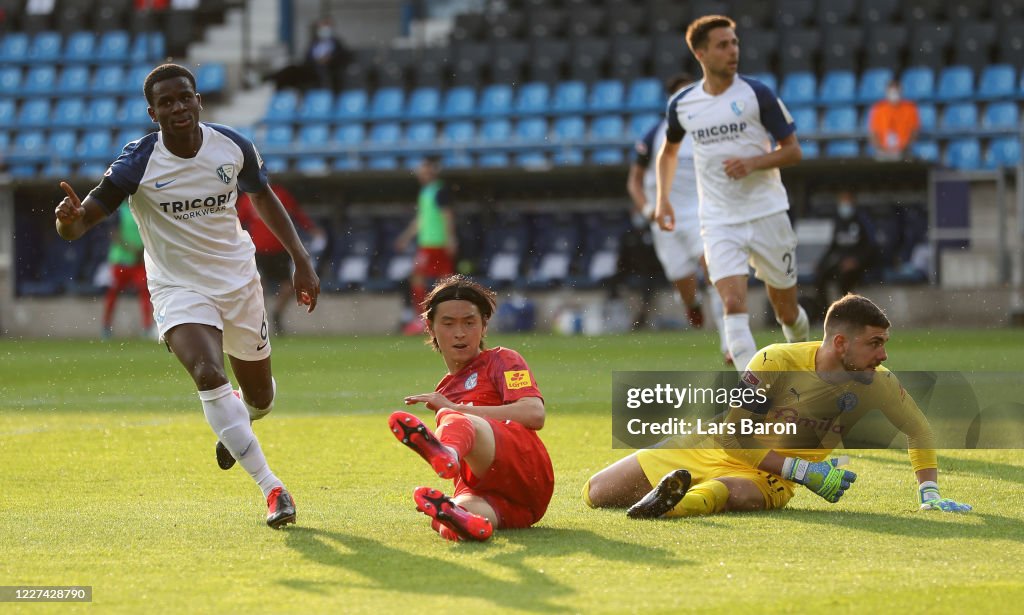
[855,452,1024,487]
[783,508,1022,542]
[280,525,687,610]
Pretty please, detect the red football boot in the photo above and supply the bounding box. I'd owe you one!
[413,487,492,542]
[266,486,296,529]
[388,411,460,479]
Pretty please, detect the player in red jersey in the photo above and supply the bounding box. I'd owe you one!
[389,275,554,541]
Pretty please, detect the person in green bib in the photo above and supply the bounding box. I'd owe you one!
[395,156,457,334]
[102,205,153,339]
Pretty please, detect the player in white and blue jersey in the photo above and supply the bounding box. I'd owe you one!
[654,15,810,371]
[54,64,319,529]
[628,73,727,359]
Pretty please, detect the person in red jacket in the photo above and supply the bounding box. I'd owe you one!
[236,184,325,334]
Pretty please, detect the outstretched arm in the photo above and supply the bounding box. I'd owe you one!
[248,185,320,312]
[55,181,109,241]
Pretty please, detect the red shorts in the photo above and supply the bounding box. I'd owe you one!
[414,247,454,278]
[112,264,147,290]
[452,418,554,529]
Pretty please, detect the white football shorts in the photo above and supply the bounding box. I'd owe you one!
[150,275,271,361]
[650,221,704,281]
[702,211,798,289]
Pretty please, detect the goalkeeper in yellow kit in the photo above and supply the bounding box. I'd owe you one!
[584,294,972,518]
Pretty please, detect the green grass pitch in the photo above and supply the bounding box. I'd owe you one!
[3,329,1024,613]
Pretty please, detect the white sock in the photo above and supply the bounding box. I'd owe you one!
[242,377,276,421]
[706,285,728,354]
[724,313,757,372]
[779,305,810,343]
[199,383,283,498]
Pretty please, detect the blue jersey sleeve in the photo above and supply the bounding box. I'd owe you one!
[633,121,660,168]
[103,133,158,198]
[208,123,269,193]
[742,76,796,141]
[665,93,686,143]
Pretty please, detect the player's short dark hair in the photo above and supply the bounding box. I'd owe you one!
[665,72,695,95]
[824,294,891,337]
[422,274,497,351]
[144,64,197,106]
[686,15,736,53]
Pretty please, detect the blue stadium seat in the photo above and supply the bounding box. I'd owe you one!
[982,102,1019,131]
[335,90,368,122]
[935,66,974,102]
[63,32,95,63]
[857,67,893,104]
[976,64,1016,101]
[405,121,437,145]
[0,100,13,130]
[940,103,978,133]
[77,130,114,161]
[119,98,151,129]
[443,120,476,144]
[332,155,361,171]
[369,122,401,145]
[553,116,586,141]
[195,64,226,96]
[264,91,299,123]
[552,81,587,114]
[917,104,937,133]
[911,140,940,162]
[800,140,820,159]
[85,99,119,127]
[945,138,982,169]
[131,32,165,64]
[96,31,131,63]
[748,73,777,94]
[0,130,8,151]
[48,130,78,161]
[820,107,858,135]
[13,130,45,158]
[985,137,1021,168]
[0,67,21,95]
[407,87,441,120]
[18,99,51,128]
[443,150,474,169]
[515,117,548,142]
[297,124,330,147]
[366,155,399,170]
[297,89,334,123]
[9,163,39,178]
[515,151,549,167]
[0,33,29,64]
[790,107,818,135]
[479,84,513,117]
[369,87,405,120]
[479,118,512,143]
[28,32,62,64]
[91,65,125,95]
[819,70,856,105]
[514,82,550,116]
[441,86,476,119]
[23,66,56,95]
[52,99,86,128]
[900,67,934,101]
[526,214,579,288]
[296,156,329,174]
[590,115,624,142]
[591,147,625,165]
[478,152,510,168]
[780,72,817,106]
[263,156,289,174]
[42,161,73,178]
[117,128,149,146]
[263,125,294,147]
[628,113,660,139]
[824,139,860,158]
[627,78,663,112]
[333,123,365,146]
[124,65,150,95]
[59,65,90,94]
[589,80,625,113]
[553,147,585,166]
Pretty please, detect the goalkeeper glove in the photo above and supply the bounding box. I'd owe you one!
[781,455,856,503]
[918,481,972,512]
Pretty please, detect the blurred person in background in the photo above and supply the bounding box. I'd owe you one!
[813,190,876,318]
[102,205,153,339]
[868,80,920,161]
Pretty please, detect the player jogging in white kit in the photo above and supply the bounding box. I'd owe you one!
[654,15,810,371]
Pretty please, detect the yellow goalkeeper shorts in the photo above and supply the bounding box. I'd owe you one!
[636,446,795,511]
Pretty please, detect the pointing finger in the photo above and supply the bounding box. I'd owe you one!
[59,181,82,208]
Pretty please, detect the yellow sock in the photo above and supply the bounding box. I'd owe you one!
[581,479,595,508]
[663,479,729,518]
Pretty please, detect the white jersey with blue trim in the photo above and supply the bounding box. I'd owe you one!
[665,76,796,226]
[635,118,698,220]
[103,122,269,295]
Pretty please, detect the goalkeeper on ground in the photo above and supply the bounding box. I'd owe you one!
[583,294,972,518]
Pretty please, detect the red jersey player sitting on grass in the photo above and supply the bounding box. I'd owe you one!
[389,275,554,541]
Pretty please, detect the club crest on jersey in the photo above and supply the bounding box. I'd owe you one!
[837,392,858,412]
[731,100,745,116]
[464,372,478,390]
[216,164,235,184]
[504,370,532,390]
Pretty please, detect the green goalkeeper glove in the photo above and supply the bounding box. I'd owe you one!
[781,455,856,503]
[918,481,972,512]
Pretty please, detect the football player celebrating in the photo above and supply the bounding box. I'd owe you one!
[54,64,318,528]
[584,294,972,519]
[389,275,554,541]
